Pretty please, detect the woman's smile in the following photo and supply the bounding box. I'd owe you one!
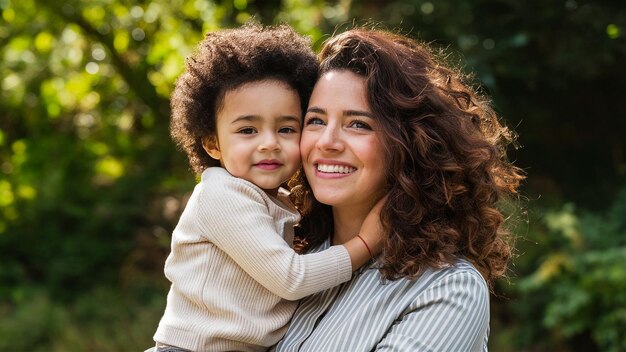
[315,160,357,176]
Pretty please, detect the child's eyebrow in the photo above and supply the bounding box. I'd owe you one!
[231,115,259,124]
[231,115,301,124]
[278,115,301,123]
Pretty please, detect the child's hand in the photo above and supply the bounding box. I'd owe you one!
[358,197,386,257]
[343,197,387,270]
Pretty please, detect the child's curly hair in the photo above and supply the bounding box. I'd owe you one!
[170,22,318,174]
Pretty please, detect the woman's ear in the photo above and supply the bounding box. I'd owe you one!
[202,136,221,160]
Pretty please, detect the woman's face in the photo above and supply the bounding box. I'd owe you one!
[301,70,386,211]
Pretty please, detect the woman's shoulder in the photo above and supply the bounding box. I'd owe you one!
[446,258,486,282]
[361,258,488,308]
[426,258,488,291]
[412,258,489,307]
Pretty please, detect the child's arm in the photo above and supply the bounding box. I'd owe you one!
[194,178,380,301]
[342,197,385,270]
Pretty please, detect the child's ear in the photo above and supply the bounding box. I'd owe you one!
[202,136,221,160]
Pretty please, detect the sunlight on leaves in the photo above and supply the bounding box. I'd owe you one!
[87,142,109,156]
[2,74,21,93]
[83,6,106,24]
[533,253,573,285]
[0,180,14,207]
[545,204,584,248]
[94,156,125,183]
[11,140,26,155]
[113,30,130,53]
[115,112,134,131]
[606,24,620,39]
[34,32,55,53]
[234,0,247,11]
[235,12,251,24]
[17,185,36,200]
[2,7,14,22]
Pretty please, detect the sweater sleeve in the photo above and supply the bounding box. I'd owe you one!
[194,177,352,301]
[374,269,490,352]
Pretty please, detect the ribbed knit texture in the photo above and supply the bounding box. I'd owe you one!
[154,167,352,351]
[272,239,490,352]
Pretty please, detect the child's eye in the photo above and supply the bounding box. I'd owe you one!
[237,127,257,134]
[348,120,372,130]
[304,117,325,126]
[278,126,298,134]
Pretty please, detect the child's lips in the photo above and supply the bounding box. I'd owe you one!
[254,160,282,170]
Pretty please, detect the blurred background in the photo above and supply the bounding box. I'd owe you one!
[1,0,625,350]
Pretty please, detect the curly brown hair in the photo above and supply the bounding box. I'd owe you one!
[170,22,318,174]
[291,28,525,285]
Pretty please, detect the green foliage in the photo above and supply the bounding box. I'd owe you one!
[513,191,626,351]
[0,285,165,351]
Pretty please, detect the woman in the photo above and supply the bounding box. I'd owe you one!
[275,28,524,351]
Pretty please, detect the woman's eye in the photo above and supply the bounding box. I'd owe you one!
[304,117,324,126]
[237,127,257,134]
[349,120,372,130]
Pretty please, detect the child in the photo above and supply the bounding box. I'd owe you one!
[152,23,381,352]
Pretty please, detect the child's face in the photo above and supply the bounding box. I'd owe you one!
[204,80,302,196]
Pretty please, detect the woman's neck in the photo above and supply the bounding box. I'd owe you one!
[331,206,369,245]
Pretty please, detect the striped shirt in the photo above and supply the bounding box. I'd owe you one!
[272,239,490,352]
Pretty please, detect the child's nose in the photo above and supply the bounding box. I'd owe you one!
[258,132,280,152]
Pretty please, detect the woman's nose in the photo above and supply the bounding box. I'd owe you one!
[316,124,343,152]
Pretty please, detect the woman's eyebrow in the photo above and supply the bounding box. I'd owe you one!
[306,107,325,115]
[306,107,373,118]
[345,110,374,118]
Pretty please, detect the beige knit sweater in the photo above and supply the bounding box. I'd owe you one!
[154,167,352,351]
